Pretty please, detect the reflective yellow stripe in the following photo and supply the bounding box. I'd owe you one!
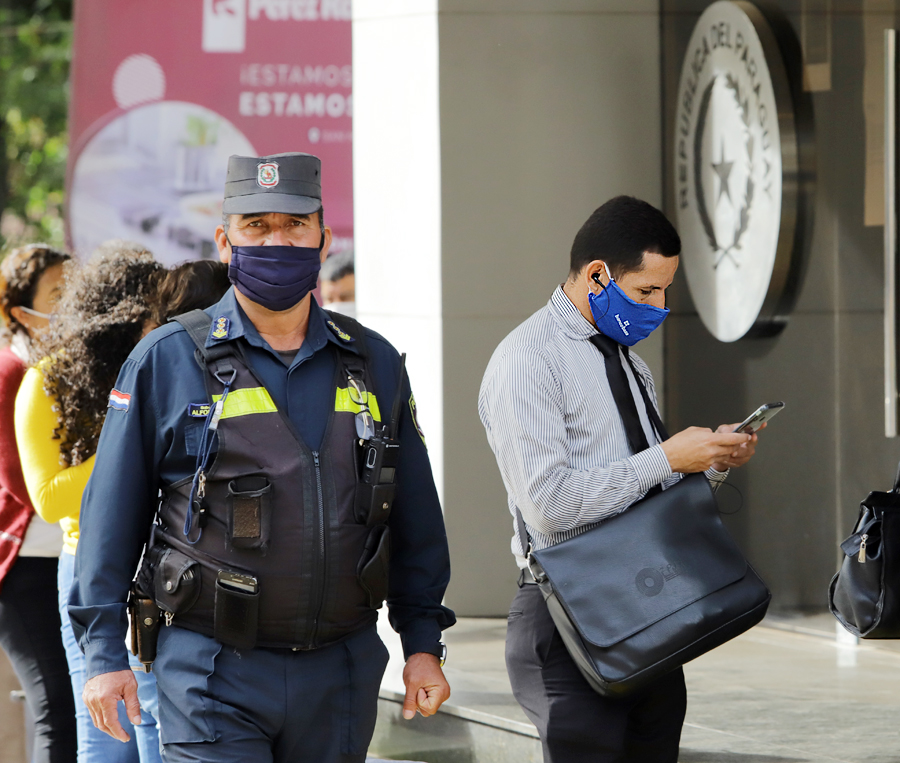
[334,388,382,421]
[212,388,278,420]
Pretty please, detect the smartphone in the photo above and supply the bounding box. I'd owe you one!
[216,570,258,594]
[734,402,784,434]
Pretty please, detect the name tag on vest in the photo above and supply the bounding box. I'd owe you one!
[189,403,211,418]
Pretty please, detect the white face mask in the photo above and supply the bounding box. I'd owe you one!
[18,305,52,319]
[324,300,356,319]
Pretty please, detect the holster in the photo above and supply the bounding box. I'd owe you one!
[128,585,161,672]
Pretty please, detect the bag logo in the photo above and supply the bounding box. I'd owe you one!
[257,162,279,188]
[635,563,683,597]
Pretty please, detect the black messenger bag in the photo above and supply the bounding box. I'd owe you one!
[829,465,900,638]
[519,472,771,698]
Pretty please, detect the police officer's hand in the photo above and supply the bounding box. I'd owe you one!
[83,669,142,742]
[402,652,450,720]
[661,426,753,474]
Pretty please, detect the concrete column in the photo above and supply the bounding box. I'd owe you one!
[354,0,664,616]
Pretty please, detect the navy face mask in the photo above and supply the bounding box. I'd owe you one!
[588,264,669,346]
[228,244,322,312]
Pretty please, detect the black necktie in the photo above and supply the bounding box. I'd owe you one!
[589,333,669,455]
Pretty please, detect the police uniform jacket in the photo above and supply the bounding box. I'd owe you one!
[69,288,455,680]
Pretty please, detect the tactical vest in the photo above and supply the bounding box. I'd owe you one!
[141,311,391,651]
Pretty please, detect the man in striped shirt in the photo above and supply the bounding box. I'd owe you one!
[478,196,762,763]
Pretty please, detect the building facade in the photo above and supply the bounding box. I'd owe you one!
[353,0,900,616]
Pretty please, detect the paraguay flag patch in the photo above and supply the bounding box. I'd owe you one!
[108,389,131,412]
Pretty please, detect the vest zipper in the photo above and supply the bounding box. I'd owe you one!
[309,450,326,647]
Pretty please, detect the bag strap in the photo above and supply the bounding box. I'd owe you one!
[515,507,530,557]
[323,309,369,359]
[171,310,236,364]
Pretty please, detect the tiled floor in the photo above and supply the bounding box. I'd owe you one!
[376,612,900,762]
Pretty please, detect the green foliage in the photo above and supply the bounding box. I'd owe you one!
[0,0,72,249]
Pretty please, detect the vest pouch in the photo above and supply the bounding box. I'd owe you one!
[357,483,396,527]
[227,475,272,551]
[357,524,391,609]
[153,547,202,616]
[214,572,259,650]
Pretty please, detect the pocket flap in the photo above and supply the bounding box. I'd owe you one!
[154,547,201,614]
[532,474,749,648]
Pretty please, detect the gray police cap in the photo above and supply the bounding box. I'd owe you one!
[222,152,321,216]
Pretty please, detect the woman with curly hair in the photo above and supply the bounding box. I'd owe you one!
[0,243,77,763]
[149,259,230,327]
[15,242,165,763]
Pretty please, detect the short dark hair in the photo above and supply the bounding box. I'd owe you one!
[320,250,353,283]
[569,196,681,280]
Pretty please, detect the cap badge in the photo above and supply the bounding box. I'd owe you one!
[211,316,230,340]
[327,320,354,343]
[257,162,279,188]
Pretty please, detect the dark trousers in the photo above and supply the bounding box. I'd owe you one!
[0,556,77,763]
[506,583,687,763]
[155,623,389,763]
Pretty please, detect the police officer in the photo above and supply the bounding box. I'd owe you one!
[69,153,456,762]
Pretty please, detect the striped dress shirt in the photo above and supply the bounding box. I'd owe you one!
[478,285,726,564]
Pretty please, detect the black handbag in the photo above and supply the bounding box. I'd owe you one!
[517,472,772,698]
[829,466,900,638]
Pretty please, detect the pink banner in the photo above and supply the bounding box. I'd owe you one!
[66,0,352,264]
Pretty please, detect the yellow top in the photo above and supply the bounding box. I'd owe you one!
[14,365,94,555]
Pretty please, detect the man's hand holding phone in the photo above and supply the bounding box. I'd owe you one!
[661,426,757,474]
[710,421,764,471]
[661,401,781,474]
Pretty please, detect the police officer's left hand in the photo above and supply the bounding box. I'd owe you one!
[402,652,450,720]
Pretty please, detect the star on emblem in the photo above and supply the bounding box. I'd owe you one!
[711,140,734,207]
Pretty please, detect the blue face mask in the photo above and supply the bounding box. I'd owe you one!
[228,244,322,312]
[587,264,669,346]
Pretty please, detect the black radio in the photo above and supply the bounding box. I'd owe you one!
[356,354,405,526]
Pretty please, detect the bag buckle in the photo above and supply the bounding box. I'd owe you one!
[526,552,548,584]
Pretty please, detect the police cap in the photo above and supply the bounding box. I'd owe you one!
[222,153,321,216]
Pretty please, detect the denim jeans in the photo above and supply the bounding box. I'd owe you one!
[58,551,162,763]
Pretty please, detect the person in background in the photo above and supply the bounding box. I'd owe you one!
[0,244,76,763]
[319,249,355,317]
[150,260,231,327]
[15,242,165,763]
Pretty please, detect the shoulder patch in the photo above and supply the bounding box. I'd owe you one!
[211,316,230,341]
[327,319,354,343]
[189,402,212,418]
[108,389,131,412]
[409,393,426,447]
